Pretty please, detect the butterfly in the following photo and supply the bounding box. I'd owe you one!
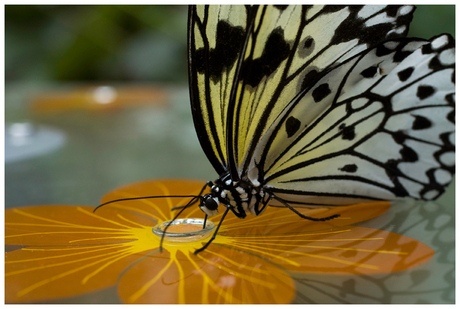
[185,5,455,252]
[97,5,455,254]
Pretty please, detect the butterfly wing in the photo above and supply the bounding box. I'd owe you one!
[188,5,247,175]
[252,35,455,206]
[188,5,415,178]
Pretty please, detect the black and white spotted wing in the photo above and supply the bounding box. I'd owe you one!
[188,5,455,210]
[252,35,455,206]
[189,5,415,178]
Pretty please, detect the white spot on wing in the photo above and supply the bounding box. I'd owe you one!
[431,35,448,49]
[439,152,455,166]
[383,41,399,50]
[439,49,455,66]
[351,98,369,110]
[402,41,424,52]
[434,169,452,185]
[387,25,406,35]
[364,10,395,28]
[423,189,439,200]
[398,5,413,16]
[448,132,455,145]
[357,5,386,19]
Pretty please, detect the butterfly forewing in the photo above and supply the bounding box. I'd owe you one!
[189,5,416,179]
[189,5,249,174]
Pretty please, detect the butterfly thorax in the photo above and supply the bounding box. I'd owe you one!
[199,173,269,219]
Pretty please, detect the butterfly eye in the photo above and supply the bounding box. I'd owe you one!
[204,196,219,211]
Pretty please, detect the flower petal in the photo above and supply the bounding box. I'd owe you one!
[221,226,434,274]
[5,205,161,303]
[5,243,158,303]
[5,180,434,304]
[5,205,157,246]
[118,245,296,304]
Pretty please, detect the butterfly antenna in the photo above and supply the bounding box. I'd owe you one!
[93,194,200,213]
[170,195,201,211]
[194,205,231,255]
[169,181,212,211]
[271,195,340,221]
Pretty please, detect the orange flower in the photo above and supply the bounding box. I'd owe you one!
[5,180,434,304]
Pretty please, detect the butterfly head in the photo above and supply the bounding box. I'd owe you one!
[199,193,220,216]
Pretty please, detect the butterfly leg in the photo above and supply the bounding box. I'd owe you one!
[271,195,340,221]
[194,204,231,255]
[161,182,214,251]
[202,214,208,229]
[252,192,272,216]
[159,203,193,252]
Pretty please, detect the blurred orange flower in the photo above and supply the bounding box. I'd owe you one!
[5,180,434,304]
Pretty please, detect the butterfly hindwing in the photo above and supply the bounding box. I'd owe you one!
[189,5,416,178]
[255,35,455,206]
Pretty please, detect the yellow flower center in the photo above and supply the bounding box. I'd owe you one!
[148,218,216,255]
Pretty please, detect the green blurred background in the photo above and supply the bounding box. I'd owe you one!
[5,5,455,84]
[6,5,188,82]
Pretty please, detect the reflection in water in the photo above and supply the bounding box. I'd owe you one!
[293,199,454,304]
[5,123,66,163]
